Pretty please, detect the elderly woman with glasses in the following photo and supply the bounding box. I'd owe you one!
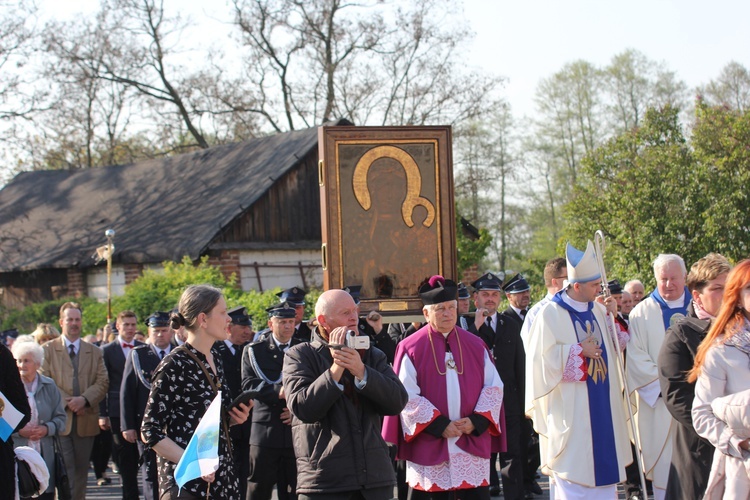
[12,336,67,500]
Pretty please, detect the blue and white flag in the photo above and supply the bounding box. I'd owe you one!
[0,389,24,442]
[174,391,222,490]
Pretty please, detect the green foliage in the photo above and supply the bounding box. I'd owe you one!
[116,256,239,323]
[456,212,493,276]
[691,102,750,260]
[1,296,102,334]
[563,104,750,289]
[1,256,323,335]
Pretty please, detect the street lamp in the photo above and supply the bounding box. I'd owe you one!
[105,229,116,322]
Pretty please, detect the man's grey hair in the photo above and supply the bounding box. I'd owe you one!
[653,254,686,276]
[624,279,643,291]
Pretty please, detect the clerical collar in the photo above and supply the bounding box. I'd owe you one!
[561,291,590,312]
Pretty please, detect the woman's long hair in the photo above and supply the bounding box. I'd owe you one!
[688,259,750,383]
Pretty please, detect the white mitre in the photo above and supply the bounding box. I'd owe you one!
[566,240,601,284]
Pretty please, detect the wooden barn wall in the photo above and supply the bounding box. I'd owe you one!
[0,269,69,309]
[215,151,321,243]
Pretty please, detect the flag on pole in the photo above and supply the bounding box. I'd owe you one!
[174,391,222,490]
[0,389,24,442]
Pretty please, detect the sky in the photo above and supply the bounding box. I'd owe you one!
[38,0,750,119]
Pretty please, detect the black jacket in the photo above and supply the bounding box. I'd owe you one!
[282,327,408,495]
[120,345,162,432]
[357,318,396,365]
[470,309,525,416]
[0,343,31,500]
[658,305,714,500]
[101,339,144,421]
[241,334,300,448]
[215,340,252,444]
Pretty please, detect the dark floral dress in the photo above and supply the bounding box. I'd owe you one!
[141,342,238,498]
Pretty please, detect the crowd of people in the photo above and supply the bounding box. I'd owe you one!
[3,245,750,500]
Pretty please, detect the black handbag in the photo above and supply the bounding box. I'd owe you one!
[53,436,72,500]
[15,454,40,499]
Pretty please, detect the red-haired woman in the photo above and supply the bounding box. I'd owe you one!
[690,259,750,499]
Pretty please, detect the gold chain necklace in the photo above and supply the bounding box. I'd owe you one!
[428,327,464,375]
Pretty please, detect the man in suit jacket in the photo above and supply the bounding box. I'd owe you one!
[42,301,109,500]
[242,301,301,500]
[215,306,254,500]
[100,310,144,500]
[121,311,173,500]
[466,272,504,495]
[498,274,537,498]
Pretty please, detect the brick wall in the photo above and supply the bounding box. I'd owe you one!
[461,264,480,286]
[124,264,143,285]
[207,249,240,282]
[66,268,86,297]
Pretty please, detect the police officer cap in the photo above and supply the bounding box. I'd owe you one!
[228,306,253,327]
[145,312,171,328]
[457,282,471,299]
[608,279,623,295]
[266,301,297,319]
[1,328,19,344]
[502,273,530,294]
[471,272,503,291]
[419,275,458,305]
[343,285,362,305]
[276,287,307,306]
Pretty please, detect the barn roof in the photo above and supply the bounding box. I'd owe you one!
[0,123,339,272]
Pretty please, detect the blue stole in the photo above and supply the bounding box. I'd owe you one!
[553,293,620,486]
[650,287,691,330]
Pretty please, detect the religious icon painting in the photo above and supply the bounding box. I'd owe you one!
[318,125,457,316]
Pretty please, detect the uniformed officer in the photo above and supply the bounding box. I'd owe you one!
[120,312,173,500]
[496,273,534,499]
[215,305,254,500]
[456,282,473,330]
[343,285,397,364]
[277,286,312,342]
[242,301,300,500]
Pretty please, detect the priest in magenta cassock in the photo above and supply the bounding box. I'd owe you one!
[383,275,504,500]
[525,241,632,500]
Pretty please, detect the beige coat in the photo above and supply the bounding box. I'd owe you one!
[693,340,750,499]
[41,336,108,437]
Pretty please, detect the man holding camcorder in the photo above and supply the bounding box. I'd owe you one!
[282,289,408,500]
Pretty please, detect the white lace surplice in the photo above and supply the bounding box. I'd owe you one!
[398,349,503,491]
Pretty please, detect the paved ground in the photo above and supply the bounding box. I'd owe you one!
[84,464,644,499]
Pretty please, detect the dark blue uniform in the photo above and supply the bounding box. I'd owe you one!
[215,339,252,500]
[241,334,300,500]
[120,345,167,500]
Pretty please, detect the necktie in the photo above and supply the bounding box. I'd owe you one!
[279,343,289,351]
[520,309,527,320]
[122,343,134,349]
[485,316,492,329]
[159,350,166,360]
[68,344,76,359]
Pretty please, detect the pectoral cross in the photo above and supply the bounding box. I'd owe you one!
[586,323,607,383]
